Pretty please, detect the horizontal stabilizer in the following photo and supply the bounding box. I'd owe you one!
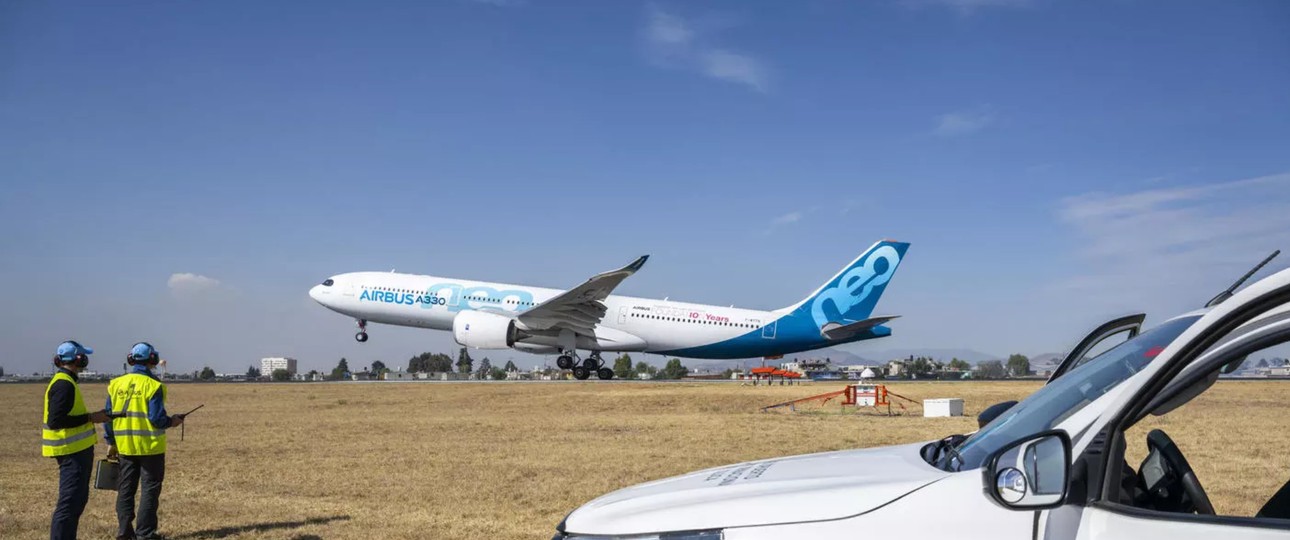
[820,315,900,340]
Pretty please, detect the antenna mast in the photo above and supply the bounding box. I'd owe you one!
[1205,250,1281,308]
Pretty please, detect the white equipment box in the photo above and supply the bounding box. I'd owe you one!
[923,398,964,417]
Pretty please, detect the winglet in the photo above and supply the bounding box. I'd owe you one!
[626,255,649,273]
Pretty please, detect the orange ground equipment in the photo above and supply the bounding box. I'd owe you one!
[747,366,802,385]
[760,383,919,414]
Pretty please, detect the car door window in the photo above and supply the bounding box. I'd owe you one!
[1099,312,1290,529]
[1123,377,1289,519]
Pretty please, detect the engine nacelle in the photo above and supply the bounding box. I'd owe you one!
[452,310,518,349]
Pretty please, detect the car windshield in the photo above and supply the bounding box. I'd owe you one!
[935,314,1202,472]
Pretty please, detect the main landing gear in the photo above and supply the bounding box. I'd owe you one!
[557,351,614,381]
[355,320,369,343]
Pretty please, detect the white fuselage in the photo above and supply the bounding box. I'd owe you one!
[310,271,790,358]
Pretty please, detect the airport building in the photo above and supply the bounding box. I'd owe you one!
[261,357,298,376]
[782,358,877,380]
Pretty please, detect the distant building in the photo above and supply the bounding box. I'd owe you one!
[261,357,298,377]
[410,371,454,380]
[381,369,412,380]
[886,361,904,377]
[782,358,833,375]
[781,358,876,381]
[683,372,727,380]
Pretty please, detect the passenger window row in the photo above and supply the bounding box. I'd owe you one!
[629,312,755,328]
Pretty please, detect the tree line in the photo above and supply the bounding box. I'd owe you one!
[611,354,690,380]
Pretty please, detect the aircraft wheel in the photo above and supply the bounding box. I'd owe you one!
[556,355,575,370]
[355,332,368,343]
[572,366,591,380]
[583,357,601,369]
[597,367,614,380]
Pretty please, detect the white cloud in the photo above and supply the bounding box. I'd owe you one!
[1054,172,1290,313]
[771,211,803,226]
[934,107,995,136]
[646,6,694,47]
[700,49,769,92]
[167,273,223,293]
[643,5,770,92]
[902,0,1033,14]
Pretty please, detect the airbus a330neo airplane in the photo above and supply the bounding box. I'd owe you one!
[309,240,909,380]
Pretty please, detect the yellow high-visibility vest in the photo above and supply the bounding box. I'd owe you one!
[108,373,167,456]
[42,372,97,457]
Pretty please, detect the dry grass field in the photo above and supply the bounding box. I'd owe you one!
[1,380,1284,539]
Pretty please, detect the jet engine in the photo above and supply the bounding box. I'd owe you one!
[452,310,519,349]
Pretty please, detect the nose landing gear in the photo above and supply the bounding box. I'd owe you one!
[355,320,369,343]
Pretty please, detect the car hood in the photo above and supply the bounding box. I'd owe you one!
[563,442,948,535]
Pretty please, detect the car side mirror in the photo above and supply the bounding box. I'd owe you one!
[983,430,1071,510]
[978,400,1018,428]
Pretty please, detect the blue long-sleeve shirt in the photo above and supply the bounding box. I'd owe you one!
[104,365,171,446]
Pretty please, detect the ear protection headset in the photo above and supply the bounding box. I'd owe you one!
[54,340,90,368]
[128,342,160,365]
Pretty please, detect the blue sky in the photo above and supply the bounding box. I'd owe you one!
[2,0,1288,374]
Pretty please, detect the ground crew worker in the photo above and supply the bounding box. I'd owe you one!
[105,342,185,540]
[44,340,111,540]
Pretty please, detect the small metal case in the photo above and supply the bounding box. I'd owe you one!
[94,459,119,491]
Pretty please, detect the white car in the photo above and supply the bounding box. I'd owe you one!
[554,265,1290,539]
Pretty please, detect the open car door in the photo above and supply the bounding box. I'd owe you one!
[1047,313,1146,383]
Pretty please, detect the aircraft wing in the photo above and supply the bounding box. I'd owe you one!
[517,255,649,334]
[820,315,900,340]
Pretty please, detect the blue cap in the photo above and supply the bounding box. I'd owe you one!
[56,341,93,361]
[130,343,158,360]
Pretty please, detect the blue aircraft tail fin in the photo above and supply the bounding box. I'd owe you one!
[783,240,910,329]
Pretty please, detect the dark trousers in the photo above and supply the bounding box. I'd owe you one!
[51,446,93,540]
[116,453,165,539]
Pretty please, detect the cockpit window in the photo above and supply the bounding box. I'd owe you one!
[322,279,334,287]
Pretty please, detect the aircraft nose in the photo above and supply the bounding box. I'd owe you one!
[311,277,339,305]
